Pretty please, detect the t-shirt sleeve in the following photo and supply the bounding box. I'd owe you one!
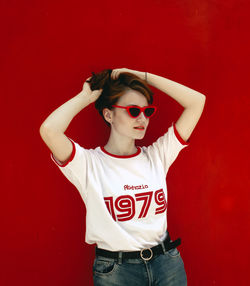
[148,122,189,175]
[50,138,89,202]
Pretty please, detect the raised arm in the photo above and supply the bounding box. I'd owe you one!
[111,68,206,142]
[39,77,103,163]
[145,73,206,142]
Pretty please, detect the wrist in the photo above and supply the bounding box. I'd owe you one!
[77,91,93,106]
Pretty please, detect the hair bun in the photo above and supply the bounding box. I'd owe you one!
[87,69,112,91]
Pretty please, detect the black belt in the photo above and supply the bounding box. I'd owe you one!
[95,232,181,261]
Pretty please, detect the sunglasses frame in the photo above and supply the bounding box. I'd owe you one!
[112,105,157,118]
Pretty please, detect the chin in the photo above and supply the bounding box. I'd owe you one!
[131,128,147,140]
[135,133,145,140]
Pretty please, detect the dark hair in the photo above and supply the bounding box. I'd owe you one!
[86,69,154,127]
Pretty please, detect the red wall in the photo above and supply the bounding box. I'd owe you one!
[1,0,249,285]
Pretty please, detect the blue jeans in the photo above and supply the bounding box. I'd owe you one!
[93,247,187,286]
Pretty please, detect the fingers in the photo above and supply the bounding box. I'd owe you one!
[111,70,118,80]
[111,68,124,80]
[93,88,103,94]
[85,76,92,83]
[92,89,103,101]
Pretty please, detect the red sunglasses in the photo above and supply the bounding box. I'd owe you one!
[112,105,157,118]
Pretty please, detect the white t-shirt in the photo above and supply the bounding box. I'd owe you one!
[51,122,189,251]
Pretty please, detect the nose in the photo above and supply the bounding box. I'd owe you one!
[136,111,148,122]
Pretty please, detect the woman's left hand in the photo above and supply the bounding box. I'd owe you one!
[110,68,142,80]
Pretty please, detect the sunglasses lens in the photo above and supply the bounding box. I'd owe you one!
[144,107,155,117]
[129,107,141,117]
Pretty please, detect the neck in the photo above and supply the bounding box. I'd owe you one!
[104,133,137,156]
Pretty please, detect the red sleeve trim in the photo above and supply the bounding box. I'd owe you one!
[51,138,76,167]
[173,123,189,145]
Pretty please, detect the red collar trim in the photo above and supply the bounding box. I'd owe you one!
[100,146,141,158]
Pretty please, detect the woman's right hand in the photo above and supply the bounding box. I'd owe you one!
[81,77,103,103]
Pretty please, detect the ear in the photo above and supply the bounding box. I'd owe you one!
[103,108,113,124]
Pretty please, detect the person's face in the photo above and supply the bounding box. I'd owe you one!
[106,90,150,140]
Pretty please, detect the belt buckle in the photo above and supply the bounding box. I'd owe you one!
[140,248,153,261]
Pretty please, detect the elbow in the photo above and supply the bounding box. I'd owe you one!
[202,93,206,101]
[198,93,206,107]
[199,92,206,102]
[39,122,53,141]
[189,93,206,109]
[199,94,206,113]
[39,123,47,141]
[202,94,206,107]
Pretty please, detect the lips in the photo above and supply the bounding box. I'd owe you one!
[134,126,145,130]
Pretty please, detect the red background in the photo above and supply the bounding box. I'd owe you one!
[1,0,249,285]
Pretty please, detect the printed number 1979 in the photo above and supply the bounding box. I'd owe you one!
[104,189,167,222]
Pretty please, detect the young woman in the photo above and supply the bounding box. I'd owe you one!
[40,68,206,286]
